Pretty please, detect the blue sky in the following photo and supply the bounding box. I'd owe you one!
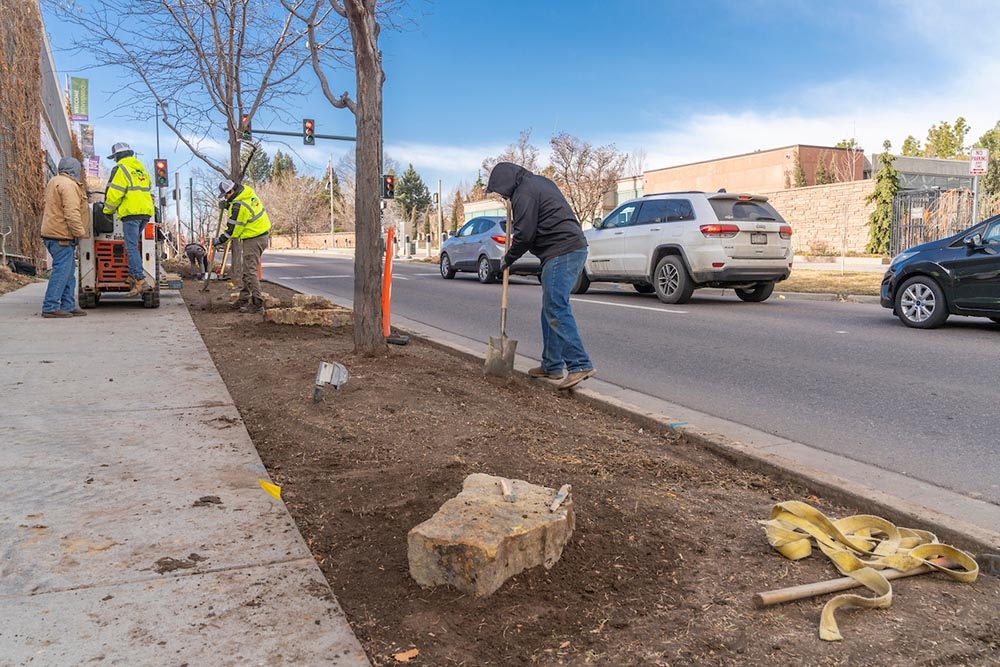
[42,0,1000,213]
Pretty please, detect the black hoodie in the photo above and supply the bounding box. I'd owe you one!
[485,162,586,265]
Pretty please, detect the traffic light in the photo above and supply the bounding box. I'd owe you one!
[381,174,395,199]
[154,159,168,187]
[239,113,251,140]
[303,118,315,145]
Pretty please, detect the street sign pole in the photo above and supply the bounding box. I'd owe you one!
[969,148,989,224]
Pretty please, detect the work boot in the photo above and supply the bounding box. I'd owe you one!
[125,278,146,297]
[239,297,264,314]
[558,368,596,390]
[232,298,250,310]
[42,310,72,318]
[70,307,87,316]
[527,366,563,380]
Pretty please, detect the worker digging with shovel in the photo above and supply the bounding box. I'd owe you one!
[485,162,595,390]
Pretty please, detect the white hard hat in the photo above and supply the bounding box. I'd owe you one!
[106,142,131,159]
[218,179,236,195]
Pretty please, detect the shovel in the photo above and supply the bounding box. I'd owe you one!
[201,208,226,292]
[484,201,518,377]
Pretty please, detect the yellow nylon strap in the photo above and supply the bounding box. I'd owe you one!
[761,501,978,641]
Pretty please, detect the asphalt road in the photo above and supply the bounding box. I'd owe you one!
[263,252,1000,508]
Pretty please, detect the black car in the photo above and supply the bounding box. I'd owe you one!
[880,214,1000,328]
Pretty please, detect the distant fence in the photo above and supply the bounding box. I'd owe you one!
[890,189,973,256]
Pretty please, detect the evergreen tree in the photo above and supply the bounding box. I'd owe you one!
[449,189,463,232]
[272,150,297,180]
[242,145,272,184]
[793,153,807,187]
[396,164,432,222]
[865,141,899,255]
[468,174,486,201]
[815,157,835,185]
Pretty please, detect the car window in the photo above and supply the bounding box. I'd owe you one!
[710,199,784,222]
[634,200,670,225]
[603,203,638,228]
[457,220,478,238]
[984,221,1000,244]
[477,219,501,235]
[666,199,694,221]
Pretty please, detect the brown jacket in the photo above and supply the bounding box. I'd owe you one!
[40,173,90,241]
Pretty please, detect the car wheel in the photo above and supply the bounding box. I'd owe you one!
[735,282,775,302]
[440,253,456,279]
[895,276,948,328]
[653,256,694,304]
[477,255,497,284]
[571,270,590,295]
[633,283,654,294]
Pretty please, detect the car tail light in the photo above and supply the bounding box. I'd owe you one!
[779,225,793,239]
[490,234,509,245]
[700,224,739,238]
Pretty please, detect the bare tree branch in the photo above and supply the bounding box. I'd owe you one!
[43,0,343,178]
[549,132,629,224]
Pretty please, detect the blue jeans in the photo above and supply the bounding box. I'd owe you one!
[42,238,77,313]
[122,216,148,279]
[539,247,592,374]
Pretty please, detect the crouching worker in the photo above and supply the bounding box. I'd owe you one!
[215,179,271,313]
[184,242,209,279]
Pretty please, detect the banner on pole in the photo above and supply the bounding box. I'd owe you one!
[80,124,94,157]
[70,77,89,121]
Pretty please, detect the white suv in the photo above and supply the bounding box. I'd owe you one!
[574,191,793,303]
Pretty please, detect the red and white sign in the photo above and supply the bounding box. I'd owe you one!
[970,148,989,175]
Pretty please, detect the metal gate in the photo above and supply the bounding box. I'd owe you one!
[890,188,974,256]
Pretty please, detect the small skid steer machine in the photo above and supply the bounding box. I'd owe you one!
[78,202,161,309]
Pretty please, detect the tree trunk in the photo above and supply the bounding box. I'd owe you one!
[344,0,385,356]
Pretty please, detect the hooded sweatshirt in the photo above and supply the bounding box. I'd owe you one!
[485,162,586,265]
[41,157,89,241]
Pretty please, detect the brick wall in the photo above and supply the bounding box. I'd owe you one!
[761,180,877,255]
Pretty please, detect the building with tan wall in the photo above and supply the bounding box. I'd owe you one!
[642,145,866,196]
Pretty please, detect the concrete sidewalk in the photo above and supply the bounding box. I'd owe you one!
[0,283,369,666]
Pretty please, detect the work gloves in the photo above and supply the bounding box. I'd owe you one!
[497,257,510,275]
[214,233,230,250]
[218,199,229,211]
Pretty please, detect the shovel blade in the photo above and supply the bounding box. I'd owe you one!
[484,334,517,377]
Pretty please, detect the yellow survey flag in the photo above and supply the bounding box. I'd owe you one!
[259,479,282,499]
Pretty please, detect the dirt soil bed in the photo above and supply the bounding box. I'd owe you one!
[177,276,999,667]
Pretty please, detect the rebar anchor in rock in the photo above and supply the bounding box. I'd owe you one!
[313,361,349,403]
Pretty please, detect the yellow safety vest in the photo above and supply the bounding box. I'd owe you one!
[225,184,271,239]
[103,156,155,219]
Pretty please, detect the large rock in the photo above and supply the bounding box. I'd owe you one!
[263,307,350,327]
[407,473,574,597]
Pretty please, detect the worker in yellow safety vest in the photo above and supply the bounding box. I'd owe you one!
[103,142,155,297]
[215,179,271,313]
